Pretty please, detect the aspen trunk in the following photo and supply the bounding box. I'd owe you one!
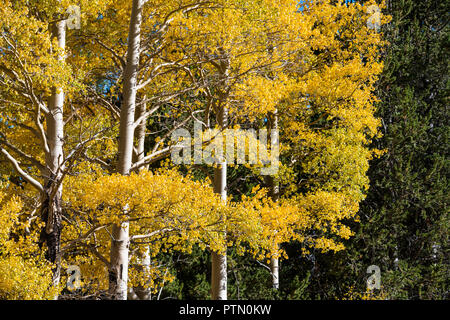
[211,250,227,300]
[270,256,279,290]
[109,222,130,300]
[40,19,66,289]
[265,173,280,290]
[133,247,152,300]
[109,0,144,300]
[132,98,152,300]
[211,106,228,300]
[210,49,230,300]
[266,110,279,290]
[133,97,147,166]
[211,161,227,300]
[116,0,143,176]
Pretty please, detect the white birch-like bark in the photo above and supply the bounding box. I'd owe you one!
[117,0,144,176]
[109,0,145,300]
[211,159,227,299]
[41,19,66,289]
[270,256,279,290]
[266,110,279,290]
[109,222,130,300]
[131,98,152,300]
[133,247,152,300]
[133,98,147,167]
[265,171,280,289]
[210,49,230,300]
[211,250,227,300]
[211,105,228,300]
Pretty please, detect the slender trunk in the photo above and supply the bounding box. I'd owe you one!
[211,160,227,299]
[265,173,279,289]
[117,0,143,176]
[40,19,66,290]
[270,256,279,290]
[133,247,152,300]
[132,97,152,300]
[109,222,130,300]
[211,250,227,300]
[211,106,228,300]
[210,50,230,300]
[109,0,144,300]
[266,110,279,290]
[132,96,147,167]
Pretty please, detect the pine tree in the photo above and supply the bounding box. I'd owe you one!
[351,0,449,299]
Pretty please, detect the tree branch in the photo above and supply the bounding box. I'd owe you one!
[0,148,43,193]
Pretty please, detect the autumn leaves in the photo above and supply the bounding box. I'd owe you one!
[0,0,387,299]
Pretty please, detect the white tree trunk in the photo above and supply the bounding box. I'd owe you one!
[266,172,280,290]
[270,256,279,290]
[41,19,66,290]
[133,97,147,166]
[211,161,227,300]
[109,0,144,300]
[211,250,227,300]
[132,98,152,300]
[109,222,130,300]
[133,247,152,300]
[117,0,144,176]
[266,110,279,290]
[211,106,228,300]
[210,49,231,300]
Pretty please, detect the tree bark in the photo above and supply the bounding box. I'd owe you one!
[39,19,66,290]
[265,110,279,290]
[211,250,227,300]
[270,256,279,290]
[210,49,230,300]
[117,0,143,176]
[109,0,144,300]
[133,247,152,300]
[211,160,227,300]
[132,97,152,300]
[133,98,147,166]
[211,105,228,300]
[265,172,280,289]
[109,222,130,300]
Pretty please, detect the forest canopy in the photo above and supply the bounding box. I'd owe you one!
[0,0,447,301]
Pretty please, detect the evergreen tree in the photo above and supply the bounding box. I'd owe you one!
[350,0,449,299]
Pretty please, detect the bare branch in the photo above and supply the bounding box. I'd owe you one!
[130,228,173,241]
[0,136,46,172]
[0,148,43,193]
